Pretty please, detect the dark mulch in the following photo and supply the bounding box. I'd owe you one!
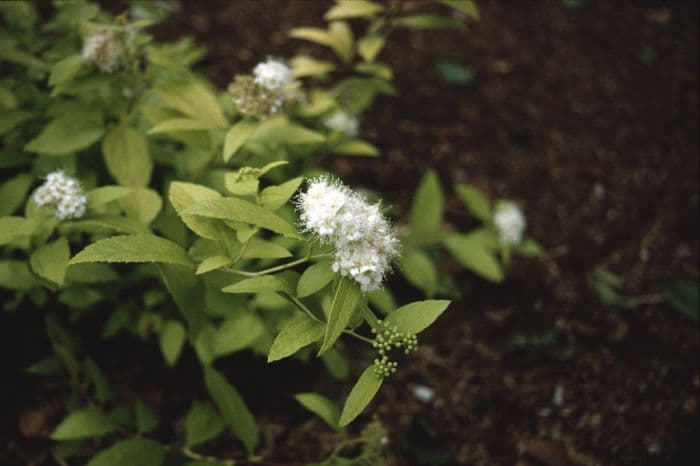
[2,1,698,465]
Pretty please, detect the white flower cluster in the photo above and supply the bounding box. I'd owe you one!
[33,170,87,221]
[297,179,399,293]
[81,29,124,73]
[324,111,359,137]
[253,58,294,91]
[493,201,526,246]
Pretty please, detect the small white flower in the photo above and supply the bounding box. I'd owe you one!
[253,58,294,91]
[324,111,359,137]
[33,170,87,220]
[81,29,125,73]
[493,201,526,246]
[297,178,399,292]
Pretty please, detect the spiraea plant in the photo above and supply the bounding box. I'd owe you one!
[0,0,515,464]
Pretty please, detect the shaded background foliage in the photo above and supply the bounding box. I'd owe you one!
[2,1,698,465]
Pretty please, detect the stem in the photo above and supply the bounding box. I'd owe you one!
[279,293,375,346]
[164,445,238,465]
[226,253,331,277]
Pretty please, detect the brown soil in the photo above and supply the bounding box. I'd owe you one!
[2,1,698,465]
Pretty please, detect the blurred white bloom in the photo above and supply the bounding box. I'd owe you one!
[493,201,526,246]
[324,111,359,137]
[411,385,436,403]
[253,58,294,91]
[33,170,87,220]
[81,29,124,73]
[552,384,565,407]
[297,178,399,292]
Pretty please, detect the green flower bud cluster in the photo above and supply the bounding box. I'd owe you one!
[371,320,419,378]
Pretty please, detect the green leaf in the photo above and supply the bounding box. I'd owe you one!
[59,216,151,235]
[0,216,40,245]
[87,186,133,210]
[25,110,103,156]
[318,277,361,355]
[357,35,385,62]
[159,320,186,366]
[517,238,544,257]
[411,170,444,233]
[241,238,292,260]
[158,264,206,337]
[399,249,437,297]
[435,61,473,85]
[103,124,153,187]
[386,300,450,334]
[355,62,393,80]
[222,275,290,294]
[442,233,503,282]
[183,197,301,239]
[49,54,83,87]
[87,438,164,466]
[0,110,32,135]
[294,393,341,431]
[250,117,325,145]
[154,81,227,128]
[665,280,699,321]
[338,366,383,426]
[290,55,336,78]
[268,314,324,362]
[204,366,258,454]
[455,184,490,222]
[51,408,118,440]
[65,263,119,284]
[367,288,395,315]
[223,119,259,162]
[325,0,384,20]
[70,235,193,267]
[297,261,334,298]
[259,177,304,210]
[148,117,221,134]
[394,14,466,30]
[196,256,233,275]
[84,358,113,403]
[0,173,32,215]
[0,259,39,290]
[135,400,159,433]
[438,0,480,19]
[168,182,223,241]
[30,237,70,285]
[213,311,265,357]
[185,401,225,448]
[332,139,379,157]
[118,188,162,225]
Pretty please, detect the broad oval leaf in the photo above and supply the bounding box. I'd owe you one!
[51,408,118,440]
[410,170,443,233]
[258,177,304,210]
[297,261,334,298]
[268,314,324,362]
[294,393,340,431]
[223,119,259,161]
[222,275,290,294]
[70,235,193,267]
[318,277,361,355]
[103,124,152,187]
[182,197,301,239]
[325,0,384,20]
[399,249,437,297]
[203,366,258,454]
[338,366,383,426]
[455,183,491,222]
[385,300,450,335]
[159,320,186,367]
[25,110,103,156]
[87,438,164,466]
[442,233,503,282]
[30,237,70,285]
[185,401,225,448]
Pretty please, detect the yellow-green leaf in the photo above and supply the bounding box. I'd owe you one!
[223,119,259,162]
[70,234,193,267]
[30,237,70,285]
[102,124,152,187]
[268,314,324,362]
[385,299,450,334]
[338,366,383,426]
[318,277,360,355]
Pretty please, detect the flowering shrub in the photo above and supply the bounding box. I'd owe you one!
[0,0,539,463]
